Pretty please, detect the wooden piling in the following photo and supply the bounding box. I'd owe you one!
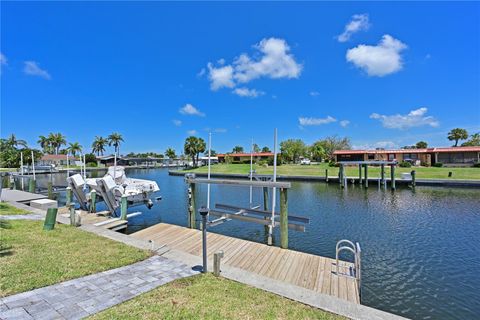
[381,164,385,185]
[339,164,344,188]
[28,179,36,193]
[325,169,329,182]
[411,170,416,187]
[263,186,269,233]
[213,251,224,276]
[120,195,128,220]
[358,164,362,185]
[47,181,53,199]
[66,187,72,206]
[90,190,97,213]
[390,165,396,190]
[279,188,288,249]
[364,165,368,188]
[188,183,196,229]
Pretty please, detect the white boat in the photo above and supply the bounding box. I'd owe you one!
[67,166,160,215]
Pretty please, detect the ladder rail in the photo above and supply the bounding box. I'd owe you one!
[336,239,362,302]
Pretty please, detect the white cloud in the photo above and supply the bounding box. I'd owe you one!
[206,37,302,93]
[207,63,235,90]
[310,91,320,97]
[299,116,337,126]
[23,61,51,79]
[337,14,370,42]
[232,87,265,98]
[179,104,205,117]
[353,141,397,150]
[370,107,439,129]
[172,119,182,126]
[214,128,227,133]
[197,68,206,77]
[187,130,198,135]
[0,53,7,65]
[346,35,407,77]
[339,120,350,127]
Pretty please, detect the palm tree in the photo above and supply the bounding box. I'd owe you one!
[165,148,176,159]
[37,135,52,153]
[184,136,201,167]
[67,142,82,157]
[232,146,244,153]
[92,136,108,156]
[7,134,27,149]
[108,132,124,156]
[448,128,468,147]
[48,132,67,154]
[196,138,206,165]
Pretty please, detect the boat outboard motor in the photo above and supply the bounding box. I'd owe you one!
[146,199,154,209]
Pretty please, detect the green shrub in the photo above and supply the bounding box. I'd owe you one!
[257,160,268,166]
[328,160,338,167]
[87,162,97,167]
[473,162,480,168]
[433,163,443,167]
[420,162,429,167]
[399,161,412,168]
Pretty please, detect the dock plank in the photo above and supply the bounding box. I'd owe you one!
[131,223,359,304]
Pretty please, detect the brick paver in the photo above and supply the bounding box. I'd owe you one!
[0,256,198,319]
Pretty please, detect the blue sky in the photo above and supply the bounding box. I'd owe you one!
[1,2,479,154]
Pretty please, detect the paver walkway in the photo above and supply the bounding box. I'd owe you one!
[0,255,198,320]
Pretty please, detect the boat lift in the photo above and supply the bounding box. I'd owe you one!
[185,129,310,249]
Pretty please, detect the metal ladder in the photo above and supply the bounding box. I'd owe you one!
[336,239,362,301]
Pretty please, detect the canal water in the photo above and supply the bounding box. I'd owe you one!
[33,167,480,320]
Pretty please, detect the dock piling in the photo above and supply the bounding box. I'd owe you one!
[280,188,288,249]
[411,170,416,188]
[47,182,53,199]
[364,165,368,188]
[28,178,36,193]
[188,183,196,229]
[325,169,329,182]
[263,186,269,233]
[381,164,385,185]
[90,190,97,213]
[339,164,345,188]
[66,187,72,207]
[358,164,362,185]
[213,251,224,276]
[43,208,58,230]
[390,165,396,190]
[120,195,128,220]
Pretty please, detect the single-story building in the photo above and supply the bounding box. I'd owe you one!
[123,156,163,166]
[217,152,275,163]
[334,146,480,166]
[38,154,77,167]
[96,155,129,166]
[198,156,219,166]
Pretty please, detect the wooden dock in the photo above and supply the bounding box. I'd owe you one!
[58,208,128,231]
[132,223,360,304]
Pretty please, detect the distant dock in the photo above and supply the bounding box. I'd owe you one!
[131,222,361,304]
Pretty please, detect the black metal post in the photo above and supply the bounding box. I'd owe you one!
[199,207,209,273]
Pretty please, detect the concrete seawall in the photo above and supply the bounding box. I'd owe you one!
[168,170,480,188]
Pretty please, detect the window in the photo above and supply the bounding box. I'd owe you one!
[388,154,395,161]
[368,153,375,160]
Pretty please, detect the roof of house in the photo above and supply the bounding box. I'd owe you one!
[217,152,275,157]
[334,146,480,155]
[40,154,77,161]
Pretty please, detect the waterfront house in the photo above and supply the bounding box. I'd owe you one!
[334,146,480,166]
[217,152,275,163]
[38,154,77,167]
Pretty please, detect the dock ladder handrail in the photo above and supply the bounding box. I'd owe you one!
[336,239,362,301]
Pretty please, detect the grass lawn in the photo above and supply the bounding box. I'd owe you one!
[0,202,31,215]
[184,163,480,180]
[0,220,150,297]
[91,273,343,320]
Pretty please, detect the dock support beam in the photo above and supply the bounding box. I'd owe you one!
[90,190,97,213]
[358,165,362,185]
[390,165,396,190]
[411,170,416,188]
[120,195,127,220]
[280,188,288,249]
[325,169,329,182]
[364,165,368,188]
[188,183,196,229]
[28,179,36,193]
